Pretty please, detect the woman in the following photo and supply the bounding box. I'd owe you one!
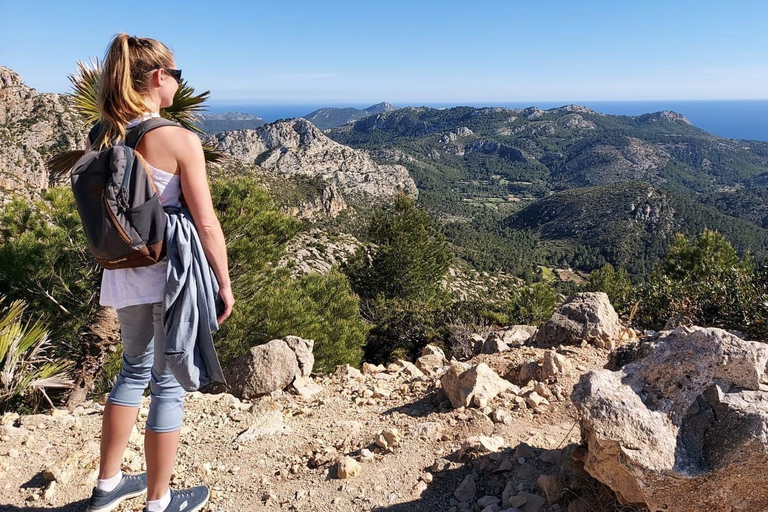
[84,33,234,512]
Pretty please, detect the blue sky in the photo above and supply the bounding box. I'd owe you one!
[1,0,767,104]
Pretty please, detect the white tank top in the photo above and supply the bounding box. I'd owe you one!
[99,113,182,310]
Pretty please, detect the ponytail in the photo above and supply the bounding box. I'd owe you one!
[95,33,174,148]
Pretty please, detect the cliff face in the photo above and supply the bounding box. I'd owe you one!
[209,118,418,203]
[0,66,87,200]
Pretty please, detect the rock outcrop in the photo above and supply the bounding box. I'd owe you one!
[227,336,316,398]
[572,326,768,511]
[209,119,418,203]
[0,66,87,200]
[534,292,622,350]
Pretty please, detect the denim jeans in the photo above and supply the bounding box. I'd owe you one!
[108,303,186,432]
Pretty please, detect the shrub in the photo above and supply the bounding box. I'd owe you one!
[343,192,454,305]
[585,264,634,314]
[0,299,73,412]
[361,294,448,364]
[218,268,368,373]
[211,177,368,372]
[506,283,558,325]
[636,229,768,339]
[0,190,100,360]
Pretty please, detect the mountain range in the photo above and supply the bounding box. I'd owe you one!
[3,62,768,279]
[302,102,398,130]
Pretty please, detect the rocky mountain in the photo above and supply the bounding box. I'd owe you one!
[0,66,87,200]
[303,102,398,130]
[208,118,417,204]
[326,104,768,273]
[195,112,266,134]
[328,104,768,195]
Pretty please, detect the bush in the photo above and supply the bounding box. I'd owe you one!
[344,192,454,305]
[0,298,72,412]
[0,190,100,360]
[585,264,634,314]
[636,229,768,339]
[218,268,369,372]
[361,294,448,364]
[506,283,559,325]
[211,177,369,373]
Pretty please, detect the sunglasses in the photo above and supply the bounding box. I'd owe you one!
[163,68,182,83]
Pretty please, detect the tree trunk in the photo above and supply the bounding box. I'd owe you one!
[66,306,121,408]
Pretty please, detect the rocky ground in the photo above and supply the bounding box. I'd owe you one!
[0,342,626,512]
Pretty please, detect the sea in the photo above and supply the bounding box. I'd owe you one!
[205,100,768,142]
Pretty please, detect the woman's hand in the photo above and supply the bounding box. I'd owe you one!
[217,285,234,324]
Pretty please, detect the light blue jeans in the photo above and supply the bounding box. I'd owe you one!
[108,303,186,433]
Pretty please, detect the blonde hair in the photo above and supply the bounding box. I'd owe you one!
[95,33,174,148]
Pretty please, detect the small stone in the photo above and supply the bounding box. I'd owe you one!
[514,443,537,460]
[508,494,528,507]
[525,392,549,409]
[453,474,476,502]
[477,495,500,507]
[537,474,564,504]
[360,448,375,462]
[490,409,513,425]
[43,481,56,501]
[374,428,401,449]
[336,456,361,479]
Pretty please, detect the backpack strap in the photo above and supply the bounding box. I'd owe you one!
[87,117,179,148]
[125,118,179,149]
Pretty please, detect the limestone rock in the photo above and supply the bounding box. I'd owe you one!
[534,292,622,350]
[441,362,513,409]
[236,397,287,443]
[290,375,323,399]
[361,362,386,375]
[572,326,768,511]
[227,339,300,398]
[481,336,510,354]
[454,474,476,502]
[283,335,315,377]
[499,325,537,347]
[398,360,425,379]
[541,351,571,380]
[336,456,361,479]
[335,364,364,380]
[536,474,564,504]
[460,435,504,458]
[374,428,401,450]
[416,345,448,376]
[525,392,549,409]
[209,118,418,203]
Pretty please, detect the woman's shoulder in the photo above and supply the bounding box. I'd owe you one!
[142,124,201,152]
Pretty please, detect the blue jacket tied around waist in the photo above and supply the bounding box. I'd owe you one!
[162,206,227,393]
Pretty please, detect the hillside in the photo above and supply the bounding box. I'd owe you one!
[508,181,768,275]
[0,66,87,200]
[303,102,398,130]
[326,105,768,274]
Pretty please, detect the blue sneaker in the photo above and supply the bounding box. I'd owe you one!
[151,486,210,512]
[86,473,147,512]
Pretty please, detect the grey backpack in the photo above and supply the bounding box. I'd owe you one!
[71,117,178,269]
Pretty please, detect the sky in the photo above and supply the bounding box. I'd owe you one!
[1,0,767,104]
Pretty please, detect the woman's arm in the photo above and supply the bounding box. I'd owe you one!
[174,129,234,323]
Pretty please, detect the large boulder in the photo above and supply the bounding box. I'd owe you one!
[227,339,300,398]
[499,325,537,347]
[534,292,622,349]
[283,335,315,377]
[441,361,513,408]
[571,326,768,511]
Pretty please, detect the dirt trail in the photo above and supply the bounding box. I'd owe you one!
[0,345,613,512]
